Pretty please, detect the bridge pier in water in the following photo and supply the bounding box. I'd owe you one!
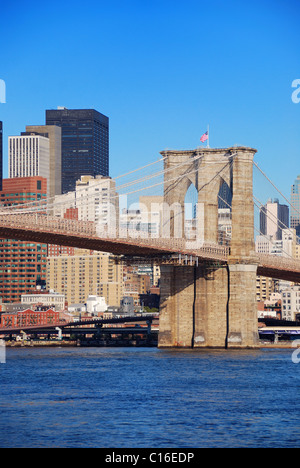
[158,146,260,349]
[158,262,259,349]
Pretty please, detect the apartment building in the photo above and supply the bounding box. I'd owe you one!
[0,177,47,302]
[47,250,123,306]
[281,286,300,321]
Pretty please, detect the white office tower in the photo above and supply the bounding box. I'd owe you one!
[8,134,50,190]
[260,198,289,241]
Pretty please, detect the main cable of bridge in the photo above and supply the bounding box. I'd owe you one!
[1,152,204,214]
[3,151,236,216]
[253,195,300,244]
[23,159,234,223]
[0,155,165,213]
[2,155,291,220]
[254,161,300,226]
[252,160,300,261]
[218,189,297,261]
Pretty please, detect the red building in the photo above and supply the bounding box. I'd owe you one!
[0,177,48,302]
[0,308,60,328]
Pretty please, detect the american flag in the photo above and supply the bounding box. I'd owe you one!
[200,131,208,143]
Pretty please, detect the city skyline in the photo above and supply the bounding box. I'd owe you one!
[2,1,300,452]
[0,0,299,207]
[0,0,299,307]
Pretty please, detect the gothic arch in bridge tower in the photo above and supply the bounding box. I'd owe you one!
[218,178,232,210]
[161,148,234,243]
[184,182,198,240]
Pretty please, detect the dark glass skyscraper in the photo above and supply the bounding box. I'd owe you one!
[0,121,3,191]
[46,108,109,193]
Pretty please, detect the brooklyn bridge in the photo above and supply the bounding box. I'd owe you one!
[0,146,299,349]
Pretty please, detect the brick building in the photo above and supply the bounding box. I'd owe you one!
[0,177,47,302]
[0,308,60,328]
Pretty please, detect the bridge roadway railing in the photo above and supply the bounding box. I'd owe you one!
[257,253,300,275]
[3,213,300,273]
[0,212,230,261]
[0,212,97,236]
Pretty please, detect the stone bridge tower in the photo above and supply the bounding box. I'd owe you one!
[158,146,259,349]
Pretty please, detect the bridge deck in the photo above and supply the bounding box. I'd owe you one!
[0,213,300,282]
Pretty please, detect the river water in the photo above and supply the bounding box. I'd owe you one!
[0,347,299,448]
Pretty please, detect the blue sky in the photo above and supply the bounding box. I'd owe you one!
[0,0,299,204]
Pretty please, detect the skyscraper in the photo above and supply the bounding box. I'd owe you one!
[291,175,300,237]
[25,125,62,198]
[0,121,3,191]
[46,108,109,193]
[260,198,289,240]
[8,133,50,193]
[9,125,62,199]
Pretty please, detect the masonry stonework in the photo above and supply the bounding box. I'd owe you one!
[158,146,259,349]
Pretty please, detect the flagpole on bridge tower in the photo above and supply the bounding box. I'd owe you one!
[207,125,210,148]
[200,127,210,148]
